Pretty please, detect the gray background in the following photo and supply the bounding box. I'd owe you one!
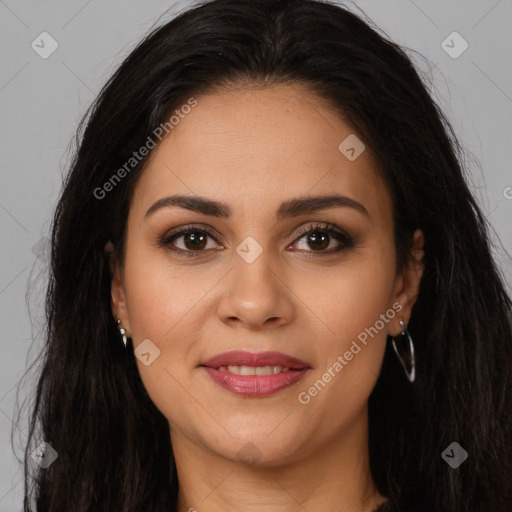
[1,1,511,509]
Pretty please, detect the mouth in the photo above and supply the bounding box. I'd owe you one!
[199,350,311,397]
[213,365,292,375]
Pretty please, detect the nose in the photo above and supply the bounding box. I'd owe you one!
[216,248,296,331]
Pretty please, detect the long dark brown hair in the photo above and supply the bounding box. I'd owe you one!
[16,0,512,510]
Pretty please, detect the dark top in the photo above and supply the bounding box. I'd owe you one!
[373,501,400,512]
[373,500,425,512]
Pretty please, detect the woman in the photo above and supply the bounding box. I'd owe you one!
[19,0,512,511]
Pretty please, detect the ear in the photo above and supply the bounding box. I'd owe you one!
[390,229,425,336]
[106,241,131,335]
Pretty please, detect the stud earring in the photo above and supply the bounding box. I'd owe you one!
[391,318,416,382]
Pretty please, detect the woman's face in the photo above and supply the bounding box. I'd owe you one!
[112,84,423,466]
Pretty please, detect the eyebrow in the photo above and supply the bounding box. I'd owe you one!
[144,193,370,221]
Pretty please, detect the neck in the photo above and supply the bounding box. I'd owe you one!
[172,407,387,512]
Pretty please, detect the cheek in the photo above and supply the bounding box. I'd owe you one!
[298,241,395,399]
[121,242,227,423]
[338,266,394,334]
[301,242,396,344]
[123,268,199,428]
[123,241,202,340]
[295,266,393,435]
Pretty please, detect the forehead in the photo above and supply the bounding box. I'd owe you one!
[130,84,392,226]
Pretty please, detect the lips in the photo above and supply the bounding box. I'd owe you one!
[200,350,310,370]
[199,350,311,398]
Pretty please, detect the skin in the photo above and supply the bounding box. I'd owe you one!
[110,83,424,512]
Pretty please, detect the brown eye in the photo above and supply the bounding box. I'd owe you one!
[177,230,208,251]
[290,223,354,255]
[160,226,221,257]
[159,222,353,258]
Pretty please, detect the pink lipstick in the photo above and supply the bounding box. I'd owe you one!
[200,350,311,397]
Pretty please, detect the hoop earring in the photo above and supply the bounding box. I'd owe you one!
[117,315,128,349]
[391,318,416,382]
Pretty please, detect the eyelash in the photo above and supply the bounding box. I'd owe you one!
[159,222,354,258]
